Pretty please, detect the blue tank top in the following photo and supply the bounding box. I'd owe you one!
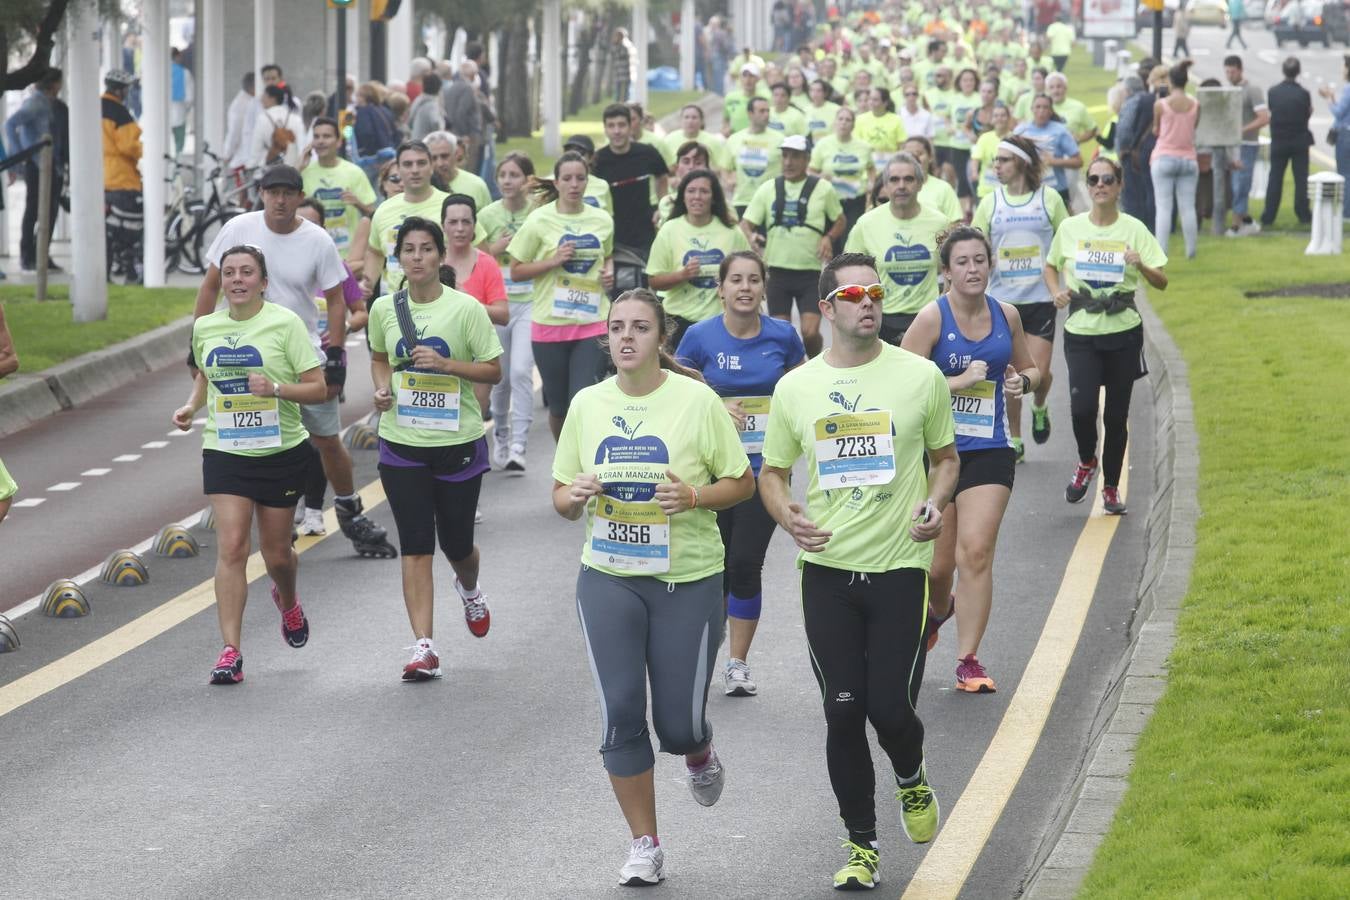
[934,294,1013,452]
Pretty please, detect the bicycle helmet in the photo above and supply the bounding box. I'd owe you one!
[105,69,137,88]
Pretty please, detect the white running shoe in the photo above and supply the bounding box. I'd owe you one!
[505,444,527,473]
[724,658,758,696]
[688,747,725,807]
[491,439,510,470]
[299,507,326,535]
[619,835,664,886]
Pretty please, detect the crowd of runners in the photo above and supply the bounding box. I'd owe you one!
[0,0,1228,891]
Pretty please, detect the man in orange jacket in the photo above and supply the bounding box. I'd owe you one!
[102,70,144,282]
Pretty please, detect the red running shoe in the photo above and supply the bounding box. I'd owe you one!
[1102,486,1128,515]
[402,644,442,681]
[1065,457,1098,504]
[460,584,491,638]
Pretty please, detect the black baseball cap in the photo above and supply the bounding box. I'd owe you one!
[258,164,303,191]
[563,134,595,155]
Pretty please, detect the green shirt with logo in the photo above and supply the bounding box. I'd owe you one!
[844,203,951,314]
[368,285,504,446]
[743,175,844,270]
[762,344,954,573]
[301,158,376,255]
[648,216,752,322]
[192,302,320,457]
[552,373,751,583]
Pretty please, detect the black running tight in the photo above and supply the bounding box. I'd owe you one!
[801,563,928,836]
[1064,327,1146,487]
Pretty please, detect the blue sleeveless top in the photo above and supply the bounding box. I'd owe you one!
[933,294,1013,452]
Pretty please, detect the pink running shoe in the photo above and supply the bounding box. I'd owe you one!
[955,654,996,693]
[271,584,309,648]
[209,645,244,685]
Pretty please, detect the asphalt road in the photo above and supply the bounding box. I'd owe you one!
[0,335,378,613]
[0,307,1153,898]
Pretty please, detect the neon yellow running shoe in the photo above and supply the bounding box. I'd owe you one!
[897,766,940,843]
[833,840,880,891]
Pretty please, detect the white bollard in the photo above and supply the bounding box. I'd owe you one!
[1305,172,1345,255]
[1104,40,1118,71]
[1117,49,1132,79]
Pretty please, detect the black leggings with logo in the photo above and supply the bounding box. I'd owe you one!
[801,562,929,836]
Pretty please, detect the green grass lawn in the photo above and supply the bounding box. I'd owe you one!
[1053,48,1350,898]
[1,284,197,372]
[1079,233,1350,899]
[497,89,703,170]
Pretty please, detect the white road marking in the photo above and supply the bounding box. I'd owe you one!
[141,441,170,449]
[81,468,112,477]
[192,417,206,425]
[13,498,46,508]
[345,339,361,347]
[113,454,141,462]
[46,482,81,492]
[167,429,194,437]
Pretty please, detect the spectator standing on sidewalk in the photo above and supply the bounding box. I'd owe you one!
[613,27,638,102]
[441,61,483,167]
[1260,57,1313,228]
[170,48,193,157]
[1223,55,1269,236]
[1318,55,1350,222]
[707,16,734,96]
[4,67,63,274]
[1117,60,1160,227]
[408,72,446,141]
[223,72,255,172]
[1151,61,1201,259]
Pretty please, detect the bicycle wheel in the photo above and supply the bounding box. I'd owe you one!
[165,210,191,275]
[191,208,243,272]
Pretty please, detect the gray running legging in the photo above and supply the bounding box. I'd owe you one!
[490,300,535,451]
[575,566,724,777]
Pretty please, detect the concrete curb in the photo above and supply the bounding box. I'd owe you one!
[1022,293,1199,898]
[0,315,194,440]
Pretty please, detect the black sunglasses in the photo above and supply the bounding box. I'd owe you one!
[1087,173,1119,187]
[385,174,401,184]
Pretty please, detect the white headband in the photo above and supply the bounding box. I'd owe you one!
[997,140,1034,165]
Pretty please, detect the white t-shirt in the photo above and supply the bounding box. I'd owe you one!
[206,211,346,353]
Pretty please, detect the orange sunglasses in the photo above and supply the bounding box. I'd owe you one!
[824,283,885,304]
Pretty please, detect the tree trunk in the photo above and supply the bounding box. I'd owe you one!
[567,15,596,116]
[496,16,532,138]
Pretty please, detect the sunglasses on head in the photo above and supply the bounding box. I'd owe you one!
[1087,173,1119,187]
[825,283,885,304]
[386,174,402,184]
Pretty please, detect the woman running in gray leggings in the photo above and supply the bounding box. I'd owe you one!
[552,288,754,887]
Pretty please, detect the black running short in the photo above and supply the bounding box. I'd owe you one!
[1014,302,1059,342]
[880,312,918,346]
[767,267,821,317]
[203,444,310,508]
[954,446,1016,497]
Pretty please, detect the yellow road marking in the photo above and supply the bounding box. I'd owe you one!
[902,438,1129,898]
[0,481,388,720]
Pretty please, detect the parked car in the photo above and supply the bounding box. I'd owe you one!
[1188,0,1232,24]
[1269,0,1350,45]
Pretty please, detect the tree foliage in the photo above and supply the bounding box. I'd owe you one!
[0,0,71,93]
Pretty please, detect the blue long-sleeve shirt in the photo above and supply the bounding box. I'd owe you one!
[1331,84,1350,132]
[4,91,54,155]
